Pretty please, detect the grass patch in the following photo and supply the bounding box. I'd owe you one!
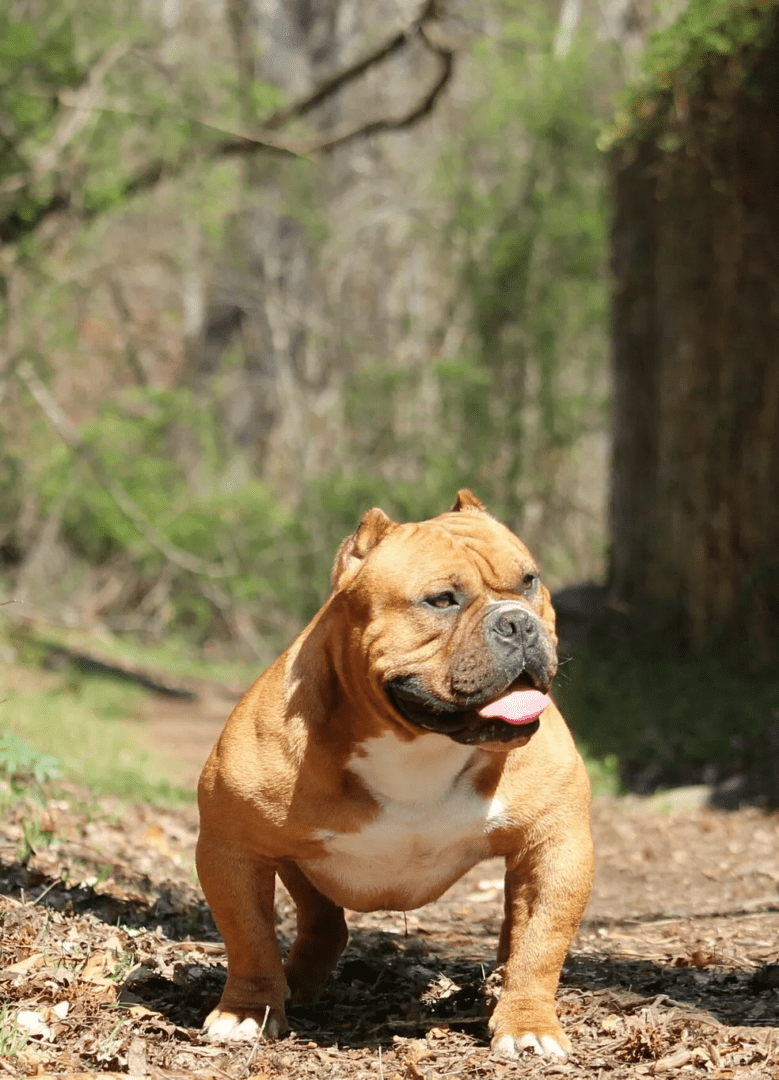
[94,633,264,686]
[6,618,263,688]
[0,1004,31,1061]
[0,667,191,805]
[557,642,779,799]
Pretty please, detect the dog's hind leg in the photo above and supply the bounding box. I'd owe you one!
[278,862,349,1003]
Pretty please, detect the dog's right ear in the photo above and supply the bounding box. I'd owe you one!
[331,507,397,590]
[450,489,487,513]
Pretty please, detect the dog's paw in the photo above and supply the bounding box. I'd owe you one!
[488,997,570,1060]
[203,1006,285,1043]
[491,1031,569,1059]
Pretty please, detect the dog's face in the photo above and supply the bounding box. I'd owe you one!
[331,490,558,750]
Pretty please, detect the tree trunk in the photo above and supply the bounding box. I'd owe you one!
[609,25,779,652]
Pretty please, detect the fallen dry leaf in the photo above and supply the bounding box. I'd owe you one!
[79,952,108,983]
[3,953,46,974]
[651,1046,693,1072]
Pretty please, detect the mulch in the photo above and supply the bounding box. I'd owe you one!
[1,783,777,1079]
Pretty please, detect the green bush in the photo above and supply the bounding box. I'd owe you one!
[37,388,299,643]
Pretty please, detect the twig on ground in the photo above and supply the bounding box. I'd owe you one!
[241,1006,271,1077]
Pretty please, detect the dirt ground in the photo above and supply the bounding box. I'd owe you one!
[1,694,778,1080]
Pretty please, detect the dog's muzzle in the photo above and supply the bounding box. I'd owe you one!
[385,602,555,746]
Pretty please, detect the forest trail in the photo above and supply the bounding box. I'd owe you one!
[1,688,778,1079]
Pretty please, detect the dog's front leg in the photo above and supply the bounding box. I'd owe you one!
[489,825,594,1059]
[196,835,289,1041]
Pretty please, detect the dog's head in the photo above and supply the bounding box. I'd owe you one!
[330,490,558,750]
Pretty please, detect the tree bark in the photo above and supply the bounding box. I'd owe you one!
[609,26,779,651]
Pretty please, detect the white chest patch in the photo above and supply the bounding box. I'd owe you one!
[301,731,503,911]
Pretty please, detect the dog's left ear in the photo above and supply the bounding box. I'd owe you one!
[450,489,487,513]
[331,507,397,589]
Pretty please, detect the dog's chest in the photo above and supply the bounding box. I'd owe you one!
[301,732,503,911]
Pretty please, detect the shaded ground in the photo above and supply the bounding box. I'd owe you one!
[1,778,777,1080]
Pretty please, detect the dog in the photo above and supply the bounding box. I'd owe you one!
[196,490,593,1058]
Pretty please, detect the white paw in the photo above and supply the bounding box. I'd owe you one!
[492,1032,568,1059]
[204,1009,280,1042]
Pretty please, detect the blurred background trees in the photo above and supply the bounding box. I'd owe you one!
[0,0,614,639]
[1,0,777,798]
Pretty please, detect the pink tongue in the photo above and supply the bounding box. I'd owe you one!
[478,689,550,725]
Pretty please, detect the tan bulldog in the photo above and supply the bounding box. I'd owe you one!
[196,491,593,1058]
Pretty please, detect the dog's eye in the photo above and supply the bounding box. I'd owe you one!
[522,573,539,592]
[424,591,458,609]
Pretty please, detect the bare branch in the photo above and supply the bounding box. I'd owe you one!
[260,0,440,130]
[87,22,454,205]
[0,1,457,241]
[302,28,455,155]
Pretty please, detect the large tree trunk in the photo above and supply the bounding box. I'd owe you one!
[609,24,779,652]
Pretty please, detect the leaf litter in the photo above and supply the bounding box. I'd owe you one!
[1,783,777,1079]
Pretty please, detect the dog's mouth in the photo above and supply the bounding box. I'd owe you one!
[385,676,550,746]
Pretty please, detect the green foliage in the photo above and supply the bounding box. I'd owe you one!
[0,734,61,858]
[0,0,285,239]
[37,387,299,641]
[604,0,778,147]
[0,732,61,786]
[646,0,773,77]
[557,635,779,798]
[0,9,82,229]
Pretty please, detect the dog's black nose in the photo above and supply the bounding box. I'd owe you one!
[489,604,539,644]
